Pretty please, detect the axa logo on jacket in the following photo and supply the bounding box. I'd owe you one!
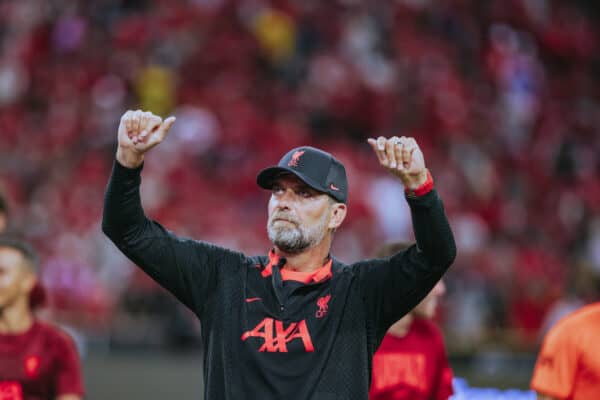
[241,318,314,352]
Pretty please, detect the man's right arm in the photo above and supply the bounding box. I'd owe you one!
[102,160,221,312]
[102,110,243,313]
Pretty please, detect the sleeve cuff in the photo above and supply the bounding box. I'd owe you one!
[405,170,434,198]
[113,159,144,178]
[405,188,438,206]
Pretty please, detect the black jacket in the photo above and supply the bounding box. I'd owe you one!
[102,161,456,400]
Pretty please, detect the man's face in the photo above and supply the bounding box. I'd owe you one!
[0,247,35,309]
[413,279,446,319]
[267,175,334,254]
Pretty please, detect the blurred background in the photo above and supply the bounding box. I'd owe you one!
[1,0,599,398]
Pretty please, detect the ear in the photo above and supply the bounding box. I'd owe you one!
[20,271,37,295]
[328,203,347,230]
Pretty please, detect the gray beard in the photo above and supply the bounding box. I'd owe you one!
[267,213,329,254]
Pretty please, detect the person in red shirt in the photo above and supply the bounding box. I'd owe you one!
[370,242,453,400]
[0,236,83,400]
[530,302,600,400]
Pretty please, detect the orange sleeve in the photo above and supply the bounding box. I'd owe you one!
[530,322,578,399]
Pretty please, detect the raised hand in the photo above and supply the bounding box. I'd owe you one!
[367,136,428,190]
[116,109,176,168]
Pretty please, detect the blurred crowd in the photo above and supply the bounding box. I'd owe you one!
[1,0,599,352]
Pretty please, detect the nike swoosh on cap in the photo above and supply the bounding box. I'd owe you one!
[330,183,340,191]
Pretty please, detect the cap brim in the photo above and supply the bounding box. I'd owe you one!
[257,166,326,194]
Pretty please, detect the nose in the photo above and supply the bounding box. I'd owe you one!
[273,188,295,209]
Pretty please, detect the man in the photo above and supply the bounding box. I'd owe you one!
[530,302,600,400]
[370,242,453,400]
[102,110,456,399]
[0,236,83,400]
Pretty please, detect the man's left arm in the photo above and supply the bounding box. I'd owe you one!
[54,332,84,400]
[434,326,454,400]
[357,136,456,337]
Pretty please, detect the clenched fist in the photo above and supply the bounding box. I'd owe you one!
[116,109,176,168]
[367,136,428,190]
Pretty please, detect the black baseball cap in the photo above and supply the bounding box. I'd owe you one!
[257,146,348,203]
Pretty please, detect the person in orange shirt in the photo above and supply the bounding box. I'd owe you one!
[530,302,600,400]
[369,242,453,400]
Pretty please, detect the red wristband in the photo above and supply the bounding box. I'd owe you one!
[405,170,434,197]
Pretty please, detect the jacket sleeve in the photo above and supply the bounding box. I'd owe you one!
[353,189,456,341]
[102,160,246,315]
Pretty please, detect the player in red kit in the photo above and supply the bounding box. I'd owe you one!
[370,242,453,400]
[0,236,83,400]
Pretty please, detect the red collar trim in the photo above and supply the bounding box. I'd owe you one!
[261,249,333,283]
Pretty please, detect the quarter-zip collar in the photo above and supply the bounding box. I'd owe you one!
[261,249,333,284]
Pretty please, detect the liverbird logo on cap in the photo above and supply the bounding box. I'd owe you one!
[288,150,305,167]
